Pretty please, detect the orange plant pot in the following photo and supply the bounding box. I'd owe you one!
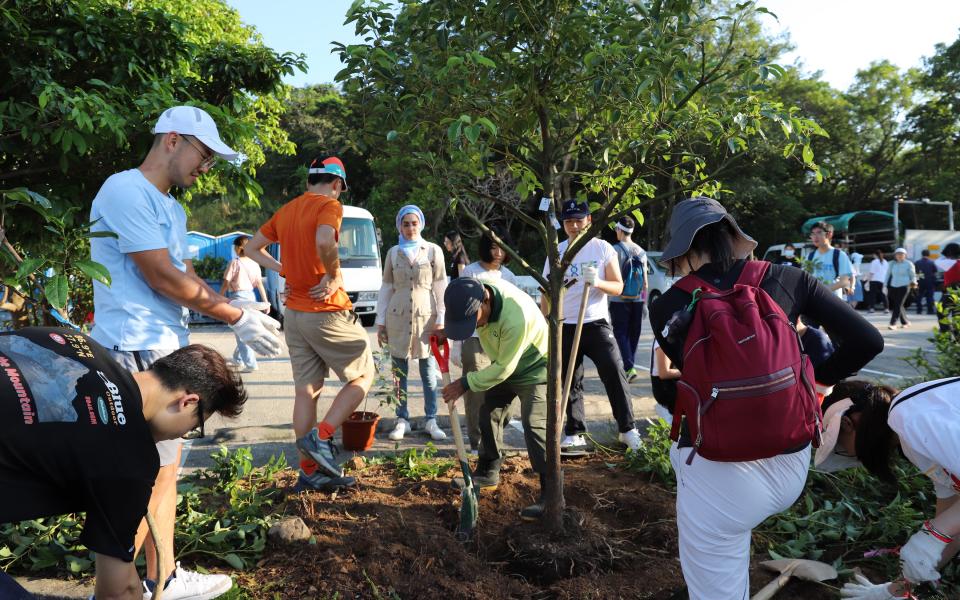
[341,411,380,451]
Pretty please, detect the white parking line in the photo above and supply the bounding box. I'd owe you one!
[860,368,905,380]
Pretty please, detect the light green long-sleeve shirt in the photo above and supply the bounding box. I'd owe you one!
[886,260,917,288]
[464,278,548,392]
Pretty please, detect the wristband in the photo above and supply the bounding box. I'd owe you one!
[923,520,953,544]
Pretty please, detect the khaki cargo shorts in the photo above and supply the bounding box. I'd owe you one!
[284,309,374,386]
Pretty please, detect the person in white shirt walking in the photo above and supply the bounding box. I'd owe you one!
[867,249,890,314]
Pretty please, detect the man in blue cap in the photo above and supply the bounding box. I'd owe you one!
[441,277,550,520]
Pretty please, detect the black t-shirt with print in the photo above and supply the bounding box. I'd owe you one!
[0,327,158,561]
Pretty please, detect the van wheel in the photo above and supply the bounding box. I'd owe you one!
[360,314,376,328]
[648,290,661,305]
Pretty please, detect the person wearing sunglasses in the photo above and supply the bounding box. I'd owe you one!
[87,106,282,599]
[813,379,960,599]
[0,327,246,600]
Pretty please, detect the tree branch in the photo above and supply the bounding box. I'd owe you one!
[455,198,548,289]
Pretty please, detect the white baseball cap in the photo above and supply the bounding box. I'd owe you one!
[153,106,238,161]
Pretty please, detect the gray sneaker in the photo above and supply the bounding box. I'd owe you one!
[293,470,356,493]
[296,429,344,478]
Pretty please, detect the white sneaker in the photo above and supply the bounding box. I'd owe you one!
[425,418,447,441]
[143,562,232,600]
[619,428,643,451]
[560,434,587,449]
[388,418,409,441]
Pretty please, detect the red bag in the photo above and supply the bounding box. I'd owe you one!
[670,261,821,464]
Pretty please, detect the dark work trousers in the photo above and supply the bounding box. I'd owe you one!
[868,281,888,311]
[609,301,645,371]
[562,319,635,435]
[478,381,547,473]
[889,286,909,325]
[916,281,936,315]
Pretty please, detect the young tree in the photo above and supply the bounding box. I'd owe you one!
[336,0,825,532]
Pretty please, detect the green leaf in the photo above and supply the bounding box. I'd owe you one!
[44,273,68,310]
[447,120,461,144]
[386,130,398,142]
[802,145,814,164]
[464,124,481,145]
[16,257,44,280]
[223,553,244,569]
[473,53,496,69]
[74,259,111,286]
[476,117,497,136]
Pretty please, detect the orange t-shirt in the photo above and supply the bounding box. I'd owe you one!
[260,192,352,312]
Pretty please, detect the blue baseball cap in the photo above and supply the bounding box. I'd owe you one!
[443,278,485,341]
[560,200,589,220]
[308,156,348,189]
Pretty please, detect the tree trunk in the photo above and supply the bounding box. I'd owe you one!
[542,267,566,533]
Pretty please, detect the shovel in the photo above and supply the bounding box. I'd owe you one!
[430,335,478,541]
[750,558,837,600]
[559,280,591,456]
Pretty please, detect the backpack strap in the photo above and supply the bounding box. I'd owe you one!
[833,248,840,279]
[734,259,771,288]
[807,250,815,262]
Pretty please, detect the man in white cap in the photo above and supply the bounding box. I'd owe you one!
[89,105,282,599]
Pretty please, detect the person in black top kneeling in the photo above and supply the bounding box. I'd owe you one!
[0,328,246,600]
[648,198,882,600]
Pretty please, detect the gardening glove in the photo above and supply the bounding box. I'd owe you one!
[900,521,951,583]
[582,265,599,286]
[229,309,283,357]
[840,574,903,599]
[451,340,462,368]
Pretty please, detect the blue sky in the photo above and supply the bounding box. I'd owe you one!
[227,0,960,92]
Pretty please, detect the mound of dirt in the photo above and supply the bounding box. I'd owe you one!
[231,455,835,599]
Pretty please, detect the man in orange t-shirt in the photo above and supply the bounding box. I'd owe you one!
[247,157,375,491]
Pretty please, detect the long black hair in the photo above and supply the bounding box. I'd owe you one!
[822,381,900,483]
[445,231,469,263]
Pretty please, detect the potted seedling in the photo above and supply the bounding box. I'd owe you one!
[341,346,401,451]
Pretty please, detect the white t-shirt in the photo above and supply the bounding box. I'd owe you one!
[888,378,960,499]
[223,256,262,292]
[461,262,517,339]
[869,258,889,284]
[89,169,190,351]
[542,237,617,324]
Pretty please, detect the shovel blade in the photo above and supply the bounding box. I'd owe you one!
[760,559,837,582]
[456,485,479,540]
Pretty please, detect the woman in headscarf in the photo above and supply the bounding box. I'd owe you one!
[648,197,883,599]
[375,205,448,441]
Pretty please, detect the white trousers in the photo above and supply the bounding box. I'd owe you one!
[670,443,810,600]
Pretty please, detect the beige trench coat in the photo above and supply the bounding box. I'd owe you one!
[375,242,447,359]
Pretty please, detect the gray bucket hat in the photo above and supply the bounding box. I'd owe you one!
[658,197,757,270]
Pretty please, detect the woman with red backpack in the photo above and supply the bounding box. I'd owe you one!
[648,197,883,599]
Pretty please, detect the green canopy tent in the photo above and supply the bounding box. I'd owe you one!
[800,210,901,253]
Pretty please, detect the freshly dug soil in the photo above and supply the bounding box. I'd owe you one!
[232,455,837,599]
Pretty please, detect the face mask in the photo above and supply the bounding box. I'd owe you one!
[783,250,795,258]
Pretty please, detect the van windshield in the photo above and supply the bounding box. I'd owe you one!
[339,217,380,268]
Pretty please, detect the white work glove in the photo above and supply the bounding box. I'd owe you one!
[582,265,599,286]
[451,340,463,368]
[840,574,901,599]
[900,521,951,583]
[229,309,283,357]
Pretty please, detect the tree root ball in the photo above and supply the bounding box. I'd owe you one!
[500,507,636,584]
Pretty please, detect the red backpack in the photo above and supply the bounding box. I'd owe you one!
[670,261,822,464]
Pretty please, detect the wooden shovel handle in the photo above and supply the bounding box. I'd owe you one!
[750,571,792,600]
[559,282,591,421]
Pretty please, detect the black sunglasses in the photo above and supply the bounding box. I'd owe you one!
[182,396,205,440]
